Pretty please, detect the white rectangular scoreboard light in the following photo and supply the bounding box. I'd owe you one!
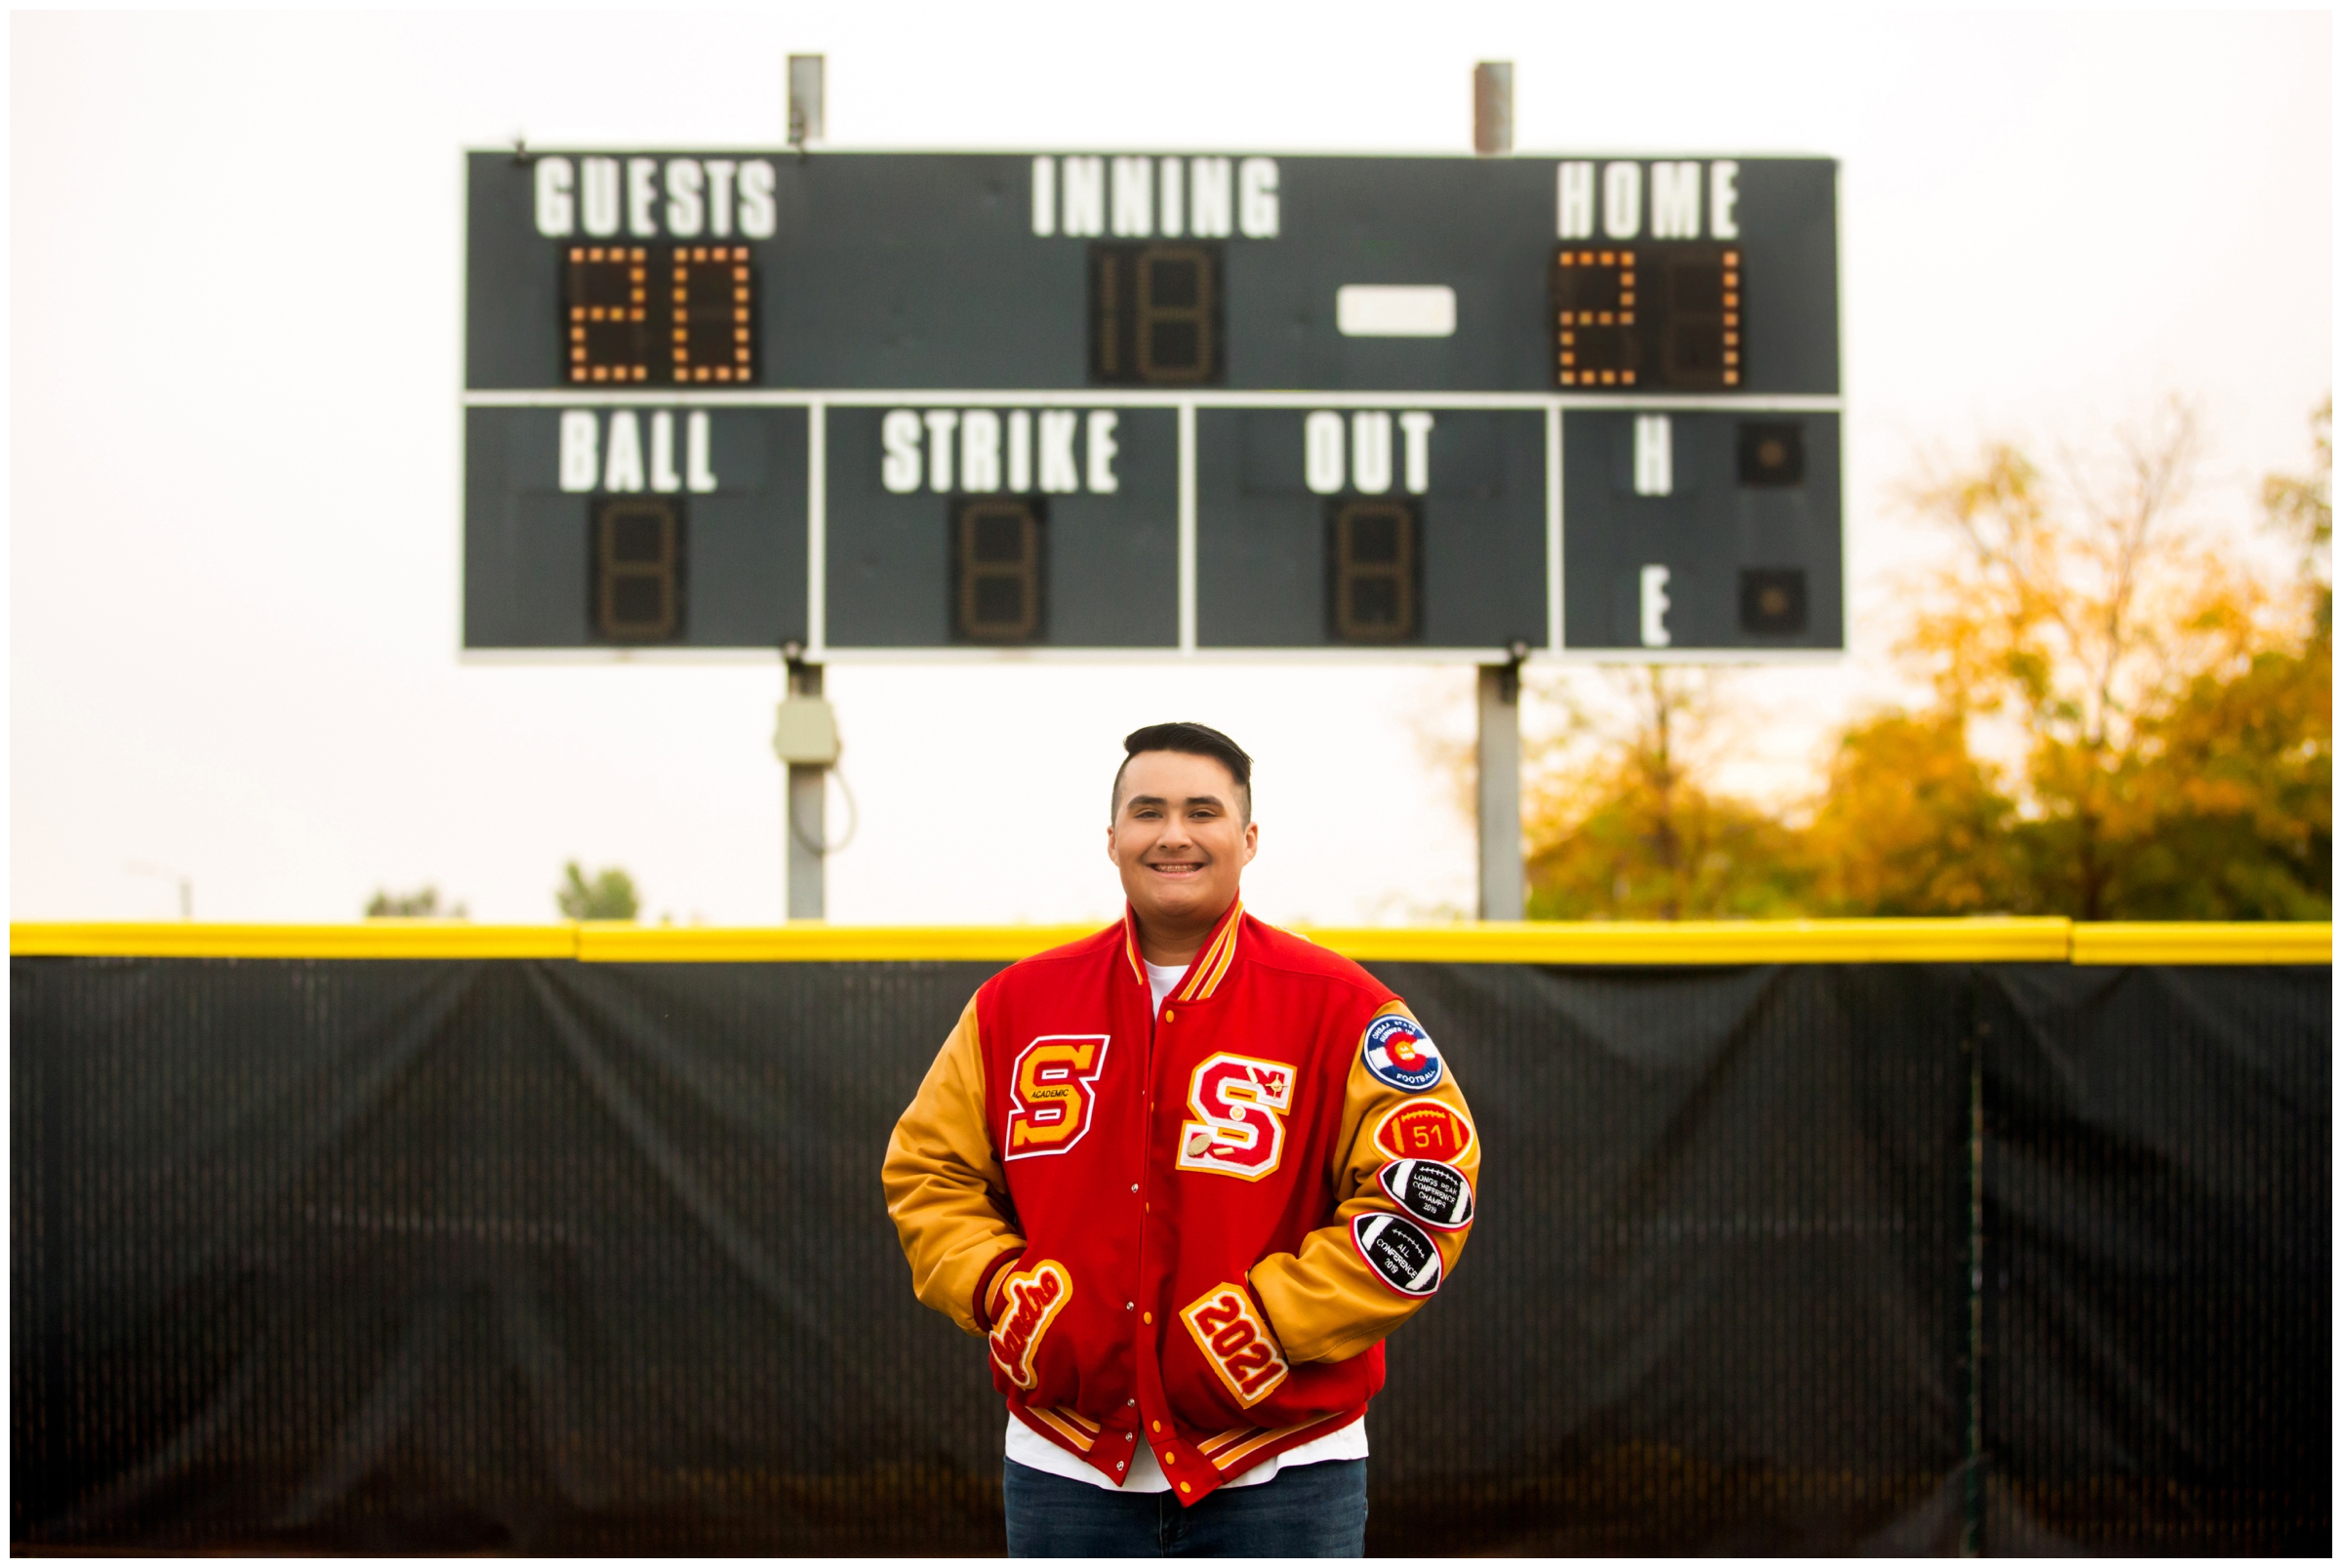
[462,150,1841,659]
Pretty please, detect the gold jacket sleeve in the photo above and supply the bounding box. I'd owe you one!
[1248,1002,1479,1365]
[882,996,1028,1337]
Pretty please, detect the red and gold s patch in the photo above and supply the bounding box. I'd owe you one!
[1178,1282,1291,1407]
[1372,1098,1476,1163]
[988,1260,1073,1389]
[1004,1035,1110,1159]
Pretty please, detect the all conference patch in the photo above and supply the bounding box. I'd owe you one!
[1360,1014,1443,1093]
[1351,1212,1443,1297]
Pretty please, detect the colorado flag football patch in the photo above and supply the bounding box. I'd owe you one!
[1360,1014,1444,1093]
[1352,1212,1443,1297]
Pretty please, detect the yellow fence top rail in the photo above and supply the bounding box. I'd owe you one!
[11,918,2330,965]
[2069,922,2334,967]
[8,921,577,960]
[573,923,1104,963]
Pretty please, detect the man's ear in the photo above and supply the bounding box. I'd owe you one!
[1242,820,1260,863]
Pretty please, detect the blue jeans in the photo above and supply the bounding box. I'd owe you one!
[1004,1456,1367,1557]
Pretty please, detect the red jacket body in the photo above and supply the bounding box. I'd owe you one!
[883,901,1479,1504]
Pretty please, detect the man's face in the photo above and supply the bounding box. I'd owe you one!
[1107,750,1258,933]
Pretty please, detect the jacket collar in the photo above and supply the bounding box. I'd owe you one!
[1120,897,1246,1003]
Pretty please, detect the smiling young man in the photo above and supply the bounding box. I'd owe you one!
[883,722,1479,1557]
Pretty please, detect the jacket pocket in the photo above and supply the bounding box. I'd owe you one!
[986,1257,1079,1399]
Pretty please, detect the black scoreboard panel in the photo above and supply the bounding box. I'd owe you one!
[464,406,807,648]
[823,406,1180,649]
[1561,410,1842,650]
[462,150,1841,657]
[1194,409,1547,648]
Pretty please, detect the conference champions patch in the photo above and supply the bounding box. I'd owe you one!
[1351,1212,1442,1297]
[1360,1012,1443,1093]
[1376,1158,1475,1230]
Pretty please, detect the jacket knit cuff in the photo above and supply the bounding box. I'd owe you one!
[974,1246,1028,1332]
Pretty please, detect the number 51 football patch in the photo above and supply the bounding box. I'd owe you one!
[1179,1282,1292,1407]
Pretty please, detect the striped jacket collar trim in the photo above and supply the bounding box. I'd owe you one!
[1119,899,1246,1004]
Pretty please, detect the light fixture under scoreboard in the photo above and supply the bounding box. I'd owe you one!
[463,150,1842,658]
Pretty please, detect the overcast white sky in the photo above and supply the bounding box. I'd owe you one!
[8,7,2332,926]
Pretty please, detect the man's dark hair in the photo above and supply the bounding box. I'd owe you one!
[1111,722,1254,824]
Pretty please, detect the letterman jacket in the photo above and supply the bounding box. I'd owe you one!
[882,899,1478,1505]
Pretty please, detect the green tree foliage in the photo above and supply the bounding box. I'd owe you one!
[557,862,640,921]
[365,885,466,918]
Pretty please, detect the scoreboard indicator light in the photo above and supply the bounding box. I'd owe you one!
[1553,244,1742,389]
[1090,243,1224,385]
[1326,500,1422,643]
[951,499,1048,643]
[592,497,684,641]
[565,243,756,385]
[1739,568,1807,636]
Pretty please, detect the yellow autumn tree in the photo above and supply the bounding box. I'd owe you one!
[1807,398,2330,918]
[1521,666,1810,919]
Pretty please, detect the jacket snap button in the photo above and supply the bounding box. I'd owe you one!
[1164,1008,1176,1022]
[1179,1482,1191,1495]
[1142,1311,1152,1324]
[1151,1420,1160,1432]
[1162,1452,1176,1465]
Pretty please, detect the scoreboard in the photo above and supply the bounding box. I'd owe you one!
[463,150,1840,660]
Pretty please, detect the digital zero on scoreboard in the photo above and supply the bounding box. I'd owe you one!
[464,150,1840,658]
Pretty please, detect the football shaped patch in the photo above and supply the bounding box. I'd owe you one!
[1377,1158,1475,1230]
[1360,1014,1444,1093]
[1351,1212,1442,1298]
[1372,1098,1476,1163]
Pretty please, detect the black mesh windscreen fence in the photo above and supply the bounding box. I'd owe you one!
[10,955,2328,1554]
[1977,966,2330,1554]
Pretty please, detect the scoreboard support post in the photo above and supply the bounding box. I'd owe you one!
[784,654,827,919]
[1476,648,1528,921]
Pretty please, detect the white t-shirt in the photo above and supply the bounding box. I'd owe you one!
[1001,957,1369,1491]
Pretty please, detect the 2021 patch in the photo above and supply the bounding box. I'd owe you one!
[1376,1158,1475,1230]
[1371,1098,1476,1163]
[1178,1281,1291,1407]
[1351,1212,1442,1297]
[1360,1013,1444,1093]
